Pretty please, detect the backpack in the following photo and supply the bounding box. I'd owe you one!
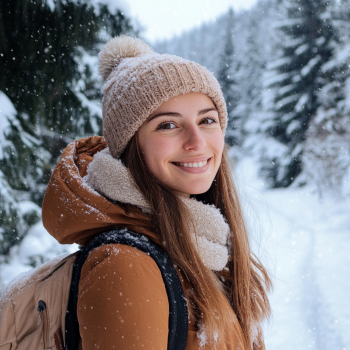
[0,229,188,350]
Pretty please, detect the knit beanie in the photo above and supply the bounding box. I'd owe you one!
[99,36,227,159]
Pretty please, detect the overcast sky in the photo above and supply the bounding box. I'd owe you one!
[122,0,258,43]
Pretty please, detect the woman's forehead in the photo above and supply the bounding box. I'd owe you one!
[149,93,216,117]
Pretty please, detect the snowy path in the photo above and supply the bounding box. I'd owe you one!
[237,159,350,350]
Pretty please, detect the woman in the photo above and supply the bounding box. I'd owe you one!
[42,36,271,350]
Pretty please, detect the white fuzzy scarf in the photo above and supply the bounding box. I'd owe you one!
[84,148,231,271]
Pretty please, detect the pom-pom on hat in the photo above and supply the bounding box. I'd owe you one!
[99,35,227,158]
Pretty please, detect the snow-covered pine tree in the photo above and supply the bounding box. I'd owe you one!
[0,91,43,256]
[232,0,281,155]
[300,0,350,197]
[316,0,350,128]
[0,0,135,255]
[262,0,336,187]
[217,9,241,146]
[217,9,235,109]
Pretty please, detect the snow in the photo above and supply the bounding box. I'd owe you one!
[17,201,41,217]
[275,18,303,29]
[197,323,207,348]
[276,93,297,111]
[262,72,290,87]
[0,171,13,211]
[75,91,102,121]
[294,93,309,112]
[295,43,310,56]
[267,57,292,71]
[0,91,16,159]
[344,77,350,113]
[322,44,350,72]
[235,157,350,350]
[301,55,321,77]
[277,84,295,97]
[286,119,301,134]
[0,91,20,218]
[46,0,55,11]
[72,47,102,132]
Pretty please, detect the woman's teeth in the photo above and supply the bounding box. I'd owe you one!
[178,159,208,168]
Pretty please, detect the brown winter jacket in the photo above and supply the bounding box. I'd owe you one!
[42,136,263,350]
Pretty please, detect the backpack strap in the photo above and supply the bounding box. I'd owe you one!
[65,228,188,350]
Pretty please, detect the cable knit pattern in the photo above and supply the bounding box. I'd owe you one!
[99,36,227,158]
[84,148,231,271]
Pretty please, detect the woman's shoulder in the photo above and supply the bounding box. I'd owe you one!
[80,243,167,287]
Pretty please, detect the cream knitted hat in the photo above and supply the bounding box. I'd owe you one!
[99,36,227,158]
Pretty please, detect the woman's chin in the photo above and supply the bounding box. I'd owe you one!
[172,182,212,197]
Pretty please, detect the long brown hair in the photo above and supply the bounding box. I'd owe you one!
[120,135,272,349]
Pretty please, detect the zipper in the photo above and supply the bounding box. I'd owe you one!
[37,300,49,349]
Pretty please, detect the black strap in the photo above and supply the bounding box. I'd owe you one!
[65,229,188,350]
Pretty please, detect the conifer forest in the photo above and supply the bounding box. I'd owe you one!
[1,0,350,348]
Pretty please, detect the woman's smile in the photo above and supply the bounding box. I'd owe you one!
[171,157,212,174]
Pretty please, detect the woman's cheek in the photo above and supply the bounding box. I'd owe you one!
[207,132,224,155]
[216,132,225,152]
[144,139,172,174]
[152,136,177,159]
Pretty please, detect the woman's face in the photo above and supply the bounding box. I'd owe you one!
[137,92,225,197]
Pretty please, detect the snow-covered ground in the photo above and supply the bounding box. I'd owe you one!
[236,158,350,350]
[1,157,349,349]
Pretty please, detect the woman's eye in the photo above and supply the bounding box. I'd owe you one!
[200,117,217,125]
[157,122,177,130]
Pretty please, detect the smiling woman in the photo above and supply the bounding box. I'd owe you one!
[41,35,272,350]
[138,93,224,197]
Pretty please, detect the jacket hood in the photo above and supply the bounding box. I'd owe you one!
[42,136,156,246]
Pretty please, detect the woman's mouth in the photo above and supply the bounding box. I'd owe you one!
[176,159,208,168]
[171,158,211,173]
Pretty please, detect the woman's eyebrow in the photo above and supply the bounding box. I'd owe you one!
[148,107,218,122]
[148,112,181,122]
[198,107,218,115]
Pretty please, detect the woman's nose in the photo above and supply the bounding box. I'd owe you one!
[183,125,206,151]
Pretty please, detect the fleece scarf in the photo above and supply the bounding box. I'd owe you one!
[84,148,231,271]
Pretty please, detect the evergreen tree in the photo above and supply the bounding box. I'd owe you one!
[0,91,42,256]
[317,0,350,124]
[218,9,235,110]
[299,0,350,197]
[262,0,336,187]
[0,0,136,255]
[217,9,240,146]
[232,1,280,153]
